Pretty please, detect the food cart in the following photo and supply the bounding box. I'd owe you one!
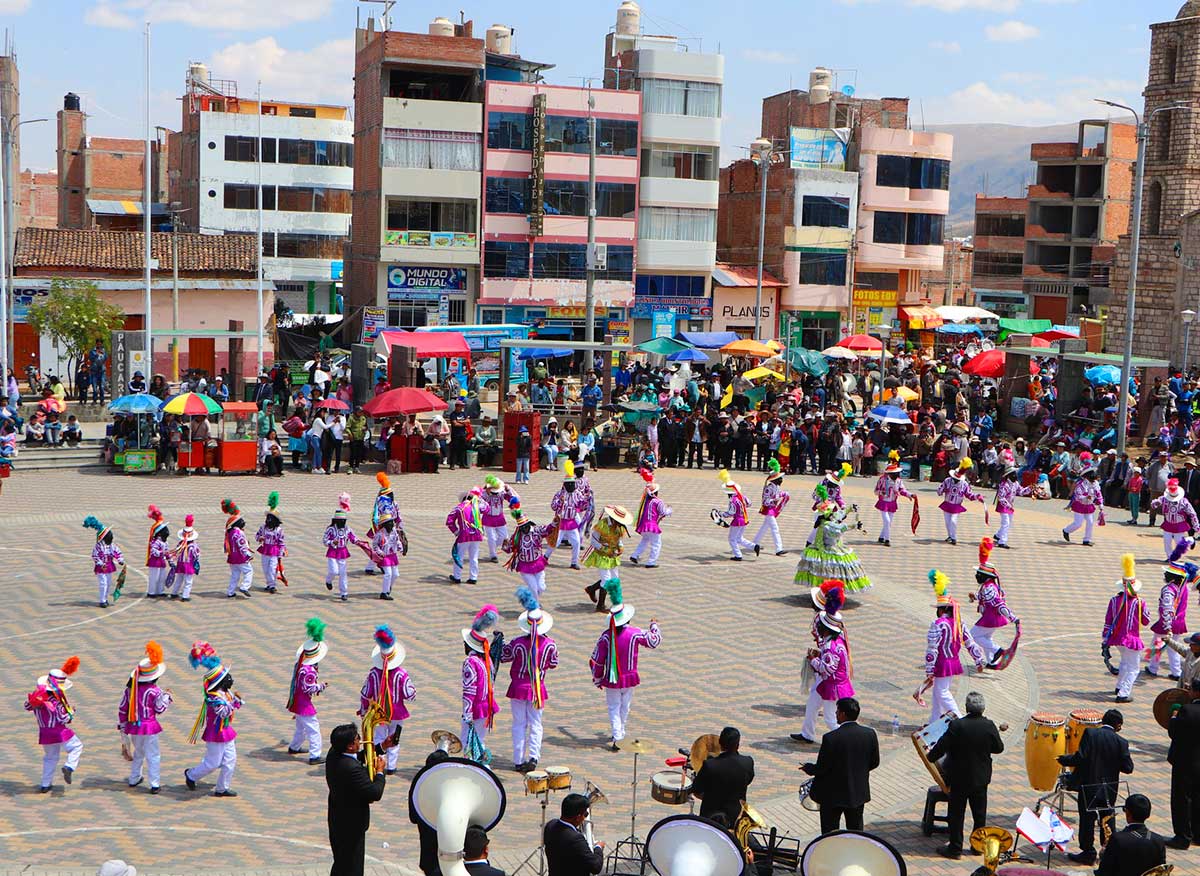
[216,401,260,474]
[163,392,223,473]
[108,394,164,474]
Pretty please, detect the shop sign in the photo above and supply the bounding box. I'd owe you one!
[789,127,848,170]
[652,311,675,338]
[546,305,605,319]
[361,306,387,342]
[387,266,467,291]
[852,288,899,307]
[630,297,712,319]
[384,231,477,248]
[530,93,547,236]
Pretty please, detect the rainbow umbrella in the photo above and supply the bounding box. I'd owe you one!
[162,392,223,416]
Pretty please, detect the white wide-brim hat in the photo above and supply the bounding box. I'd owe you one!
[518,608,554,636]
[370,641,405,669]
[462,629,491,653]
[130,658,166,683]
[1120,578,1143,595]
[609,602,635,626]
[36,669,73,690]
[296,639,329,666]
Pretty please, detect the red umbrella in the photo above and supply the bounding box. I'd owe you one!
[962,349,1006,378]
[836,334,883,352]
[315,398,350,411]
[362,387,448,418]
[1028,336,1052,348]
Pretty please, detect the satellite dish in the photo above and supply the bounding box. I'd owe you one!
[841,85,855,96]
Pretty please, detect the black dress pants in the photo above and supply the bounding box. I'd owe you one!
[946,786,988,852]
[819,804,864,835]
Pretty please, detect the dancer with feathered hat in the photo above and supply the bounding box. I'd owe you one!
[937,458,983,545]
[583,504,634,609]
[184,641,242,796]
[589,579,661,751]
[221,499,253,599]
[255,491,287,593]
[481,474,519,563]
[503,502,555,597]
[364,472,399,575]
[628,468,672,568]
[462,606,503,764]
[716,469,756,561]
[1148,555,1196,679]
[923,571,985,724]
[752,458,791,556]
[83,515,124,607]
[145,506,170,598]
[808,463,851,545]
[793,585,854,744]
[1104,554,1151,703]
[993,465,1033,549]
[873,451,914,547]
[794,484,871,594]
[968,538,1020,668]
[547,460,588,569]
[285,618,329,765]
[168,514,200,601]
[446,488,485,585]
[1062,464,1104,547]
[1151,477,1199,560]
[25,655,82,792]
[119,642,171,792]
[323,492,360,601]
[502,587,559,772]
[358,624,415,775]
[367,510,403,600]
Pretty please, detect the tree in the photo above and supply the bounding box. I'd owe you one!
[26,279,126,385]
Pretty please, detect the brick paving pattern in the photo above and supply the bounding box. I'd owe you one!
[0,464,1195,875]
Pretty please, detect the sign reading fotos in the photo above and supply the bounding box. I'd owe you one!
[384,230,477,249]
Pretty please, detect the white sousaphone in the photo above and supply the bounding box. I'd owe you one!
[646,814,744,876]
[799,829,907,876]
[409,757,507,876]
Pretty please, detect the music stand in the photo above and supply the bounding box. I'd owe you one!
[1083,780,1129,859]
[1032,775,1074,870]
[607,742,647,875]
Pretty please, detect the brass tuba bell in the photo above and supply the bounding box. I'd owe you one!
[970,826,1016,873]
[583,779,607,807]
[431,728,463,755]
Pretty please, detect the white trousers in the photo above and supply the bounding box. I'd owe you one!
[943,512,959,541]
[1116,645,1141,698]
[187,740,237,792]
[547,528,582,565]
[146,566,168,596]
[171,573,194,599]
[878,510,894,542]
[96,572,111,603]
[226,562,252,596]
[261,555,279,588]
[374,720,403,771]
[128,734,161,787]
[971,624,1000,664]
[995,512,1013,546]
[485,525,508,560]
[1148,644,1184,677]
[326,558,349,595]
[40,735,83,788]
[453,541,480,582]
[728,525,755,558]
[631,532,662,565]
[289,713,322,759]
[1163,530,1190,559]
[381,565,398,595]
[521,570,546,596]
[461,717,489,754]
[605,687,634,742]
[754,516,783,553]
[800,676,838,738]
[510,699,544,764]
[930,676,960,725]
[597,566,618,583]
[1064,511,1095,542]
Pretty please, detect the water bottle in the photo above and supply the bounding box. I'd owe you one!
[891,714,901,736]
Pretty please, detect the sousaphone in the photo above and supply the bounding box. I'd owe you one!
[409,757,506,876]
[646,814,744,876]
[800,829,907,876]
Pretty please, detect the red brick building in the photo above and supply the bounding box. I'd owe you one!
[17,170,58,229]
[972,196,1027,318]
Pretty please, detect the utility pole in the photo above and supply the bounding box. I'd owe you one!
[585,90,596,345]
[0,115,8,381]
[172,216,180,383]
[142,22,153,377]
[256,80,265,375]
[752,137,772,339]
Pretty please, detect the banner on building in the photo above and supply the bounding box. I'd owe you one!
[789,127,849,170]
[530,93,547,237]
[387,266,467,292]
[361,307,387,343]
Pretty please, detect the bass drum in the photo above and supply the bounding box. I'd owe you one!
[1024,712,1066,792]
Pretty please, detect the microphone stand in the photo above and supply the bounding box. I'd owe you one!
[511,784,552,876]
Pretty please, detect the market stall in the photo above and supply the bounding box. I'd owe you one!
[216,401,260,474]
[165,392,223,473]
[108,394,163,474]
[373,330,472,390]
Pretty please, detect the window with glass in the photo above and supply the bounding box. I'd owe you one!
[872,211,906,245]
[275,138,353,167]
[277,186,351,214]
[872,211,944,246]
[288,106,317,118]
[875,155,950,190]
[599,244,634,281]
[544,116,639,157]
[635,274,707,297]
[386,199,475,233]
[480,308,505,325]
[533,242,586,279]
[382,129,478,170]
[224,136,276,163]
[484,240,530,278]
[801,195,850,228]
[487,112,533,150]
[223,184,275,210]
[275,233,346,259]
[973,251,1024,277]
[640,143,719,180]
[855,271,899,291]
[485,177,531,214]
[976,215,1025,237]
[638,206,716,242]
[797,252,847,286]
[639,78,721,118]
[388,304,430,329]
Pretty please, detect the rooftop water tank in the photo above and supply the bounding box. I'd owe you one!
[808,67,832,105]
[63,92,80,111]
[429,17,454,37]
[486,24,513,55]
[616,1,640,36]
[188,61,209,86]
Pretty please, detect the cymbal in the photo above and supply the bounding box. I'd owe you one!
[626,739,650,754]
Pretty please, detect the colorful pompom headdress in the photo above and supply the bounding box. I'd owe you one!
[811,578,846,619]
[884,449,902,475]
[766,457,784,483]
[813,482,838,517]
[461,606,500,729]
[638,466,659,495]
[516,586,551,709]
[83,515,111,541]
[718,467,742,495]
[562,459,576,484]
[376,471,393,496]
[333,492,351,521]
[1119,553,1141,595]
[484,474,504,493]
[976,537,999,580]
[296,617,328,666]
[179,514,197,540]
[265,491,282,522]
[951,457,974,479]
[371,623,405,669]
[929,569,964,649]
[827,462,852,485]
[127,642,165,725]
[510,498,532,528]
[37,655,81,691]
[604,578,635,627]
[187,641,231,743]
[148,505,168,536]
[220,498,242,529]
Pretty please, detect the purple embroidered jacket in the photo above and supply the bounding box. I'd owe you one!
[359,666,415,721]
[501,634,559,702]
[937,477,982,514]
[551,488,589,530]
[1103,592,1150,650]
[323,525,358,559]
[506,524,553,574]
[873,475,912,512]
[925,615,984,677]
[225,527,252,565]
[254,526,286,557]
[482,486,518,528]
[590,621,662,689]
[812,636,855,700]
[974,581,1018,629]
[118,683,172,735]
[1151,580,1189,635]
[1069,479,1103,514]
[174,537,200,575]
[25,694,75,744]
[371,528,402,566]
[724,493,750,528]
[446,502,484,543]
[462,653,499,721]
[147,536,169,568]
[287,663,325,717]
[760,482,790,517]
[92,542,122,574]
[635,497,671,534]
[814,480,845,509]
[1150,494,1199,534]
[995,479,1033,514]
[201,693,241,743]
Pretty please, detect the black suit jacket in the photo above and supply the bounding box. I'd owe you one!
[464,862,506,876]
[326,752,387,837]
[544,819,604,876]
[1168,701,1200,778]
[926,713,1004,793]
[691,750,756,824]
[1059,725,1134,790]
[806,721,879,809]
[1095,824,1166,876]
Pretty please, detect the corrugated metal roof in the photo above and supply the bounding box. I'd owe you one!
[712,262,785,288]
[86,199,168,217]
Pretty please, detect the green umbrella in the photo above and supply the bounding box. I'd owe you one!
[636,336,691,357]
[787,347,830,378]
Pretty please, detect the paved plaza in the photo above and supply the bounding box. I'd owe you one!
[0,462,1196,875]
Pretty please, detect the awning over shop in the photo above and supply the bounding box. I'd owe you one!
[900,305,943,329]
[86,198,168,217]
[373,330,471,360]
[997,318,1053,339]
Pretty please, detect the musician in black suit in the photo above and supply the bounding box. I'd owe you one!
[325,724,388,876]
[1096,793,1166,876]
[410,749,450,876]
[691,726,756,825]
[463,825,506,876]
[1058,708,1134,865]
[544,793,604,876]
[925,691,1005,860]
[1167,678,1200,849]
[800,697,880,835]
[1180,458,1200,507]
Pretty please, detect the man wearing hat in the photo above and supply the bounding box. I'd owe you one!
[184,642,242,796]
[1149,561,1194,679]
[446,490,485,585]
[752,459,791,556]
[364,473,399,575]
[937,459,983,546]
[286,619,329,765]
[792,580,847,743]
[583,504,633,607]
[1151,477,1199,560]
[26,656,82,792]
[255,492,286,593]
[589,580,661,751]
[629,469,672,568]
[873,451,913,547]
[717,470,756,561]
[1167,676,1200,850]
[359,625,415,775]
[515,425,532,484]
[1164,632,1200,692]
[925,571,985,724]
[83,515,124,608]
[323,494,360,600]
[448,398,470,469]
[968,539,1019,667]
[1103,555,1151,703]
[481,475,519,563]
[993,466,1033,549]
[547,460,587,569]
[220,500,253,598]
[462,606,503,762]
[169,514,200,601]
[504,505,555,596]
[146,506,170,598]
[503,587,559,772]
[120,642,171,792]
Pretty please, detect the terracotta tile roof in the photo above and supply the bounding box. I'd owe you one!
[712,261,785,288]
[14,228,257,275]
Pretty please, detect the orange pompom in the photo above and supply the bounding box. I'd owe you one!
[61,655,80,675]
[145,641,163,666]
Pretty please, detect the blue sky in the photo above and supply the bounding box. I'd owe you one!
[1,0,1162,171]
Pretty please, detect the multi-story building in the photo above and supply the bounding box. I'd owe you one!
[918,239,973,308]
[603,0,722,342]
[18,170,58,228]
[173,65,352,318]
[972,196,1027,318]
[345,17,485,330]
[1023,119,1134,324]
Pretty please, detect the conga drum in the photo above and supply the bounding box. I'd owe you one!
[1065,709,1103,755]
[1024,712,1066,791]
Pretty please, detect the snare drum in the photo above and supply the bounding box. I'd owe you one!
[546,766,571,791]
[650,769,692,805]
[524,770,549,795]
[1066,709,1103,756]
[1024,712,1066,792]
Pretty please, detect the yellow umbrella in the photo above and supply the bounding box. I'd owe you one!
[892,385,920,402]
[720,338,776,358]
[743,366,785,381]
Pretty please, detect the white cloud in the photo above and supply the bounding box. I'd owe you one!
[741,48,799,65]
[926,78,1141,126]
[85,0,333,30]
[910,0,1020,10]
[0,0,30,12]
[85,2,136,28]
[209,37,354,106]
[986,20,1040,42]
[930,40,963,53]
[999,71,1047,84]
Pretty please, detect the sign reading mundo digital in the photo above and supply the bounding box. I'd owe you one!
[387,266,467,300]
[789,127,848,170]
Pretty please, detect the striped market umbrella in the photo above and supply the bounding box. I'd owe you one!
[161,392,223,416]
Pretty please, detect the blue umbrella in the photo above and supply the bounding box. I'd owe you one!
[867,405,911,426]
[516,347,574,361]
[108,394,164,414]
[1084,365,1122,385]
[666,348,710,363]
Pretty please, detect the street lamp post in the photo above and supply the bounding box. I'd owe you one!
[0,114,48,381]
[1184,309,1197,372]
[1096,98,1191,455]
[751,137,772,340]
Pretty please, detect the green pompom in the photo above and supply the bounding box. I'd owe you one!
[602,578,623,606]
[305,617,326,642]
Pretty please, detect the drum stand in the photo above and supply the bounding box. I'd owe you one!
[511,785,554,876]
[607,749,647,875]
